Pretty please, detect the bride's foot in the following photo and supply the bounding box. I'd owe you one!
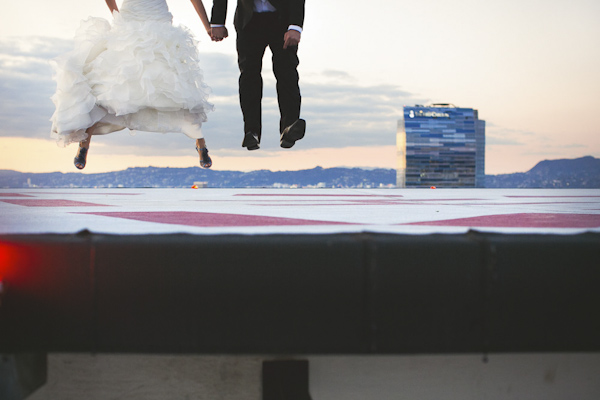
[74,145,88,170]
[196,146,212,169]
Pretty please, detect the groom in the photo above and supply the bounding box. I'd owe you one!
[210,0,306,150]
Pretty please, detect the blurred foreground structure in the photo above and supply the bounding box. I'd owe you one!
[1,188,599,399]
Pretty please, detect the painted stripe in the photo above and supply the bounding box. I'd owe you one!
[406,213,600,228]
[235,194,404,197]
[1,199,110,207]
[77,211,355,227]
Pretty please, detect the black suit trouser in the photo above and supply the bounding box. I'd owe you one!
[236,12,301,139]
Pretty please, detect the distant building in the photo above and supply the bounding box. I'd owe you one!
[396,104,485,188]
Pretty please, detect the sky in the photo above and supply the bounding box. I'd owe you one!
[1,0,599,174]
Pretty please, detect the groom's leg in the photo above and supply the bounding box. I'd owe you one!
[268,19,301,133]
[237,16,268,140]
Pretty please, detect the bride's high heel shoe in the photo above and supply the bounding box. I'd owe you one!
[74,146,88,170]
[197,146,212,169]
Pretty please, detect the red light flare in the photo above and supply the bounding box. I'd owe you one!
[0,242,19,281]
[0,242,22,305]
[0,241,41,289]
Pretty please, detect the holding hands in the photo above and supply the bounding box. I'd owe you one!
[208,27,300,48]
[210,26,229,41]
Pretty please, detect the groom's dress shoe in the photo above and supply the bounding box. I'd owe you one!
[280,119,306,148]
[242,132,260,150]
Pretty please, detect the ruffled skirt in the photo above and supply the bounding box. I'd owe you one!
[50,13,213,147]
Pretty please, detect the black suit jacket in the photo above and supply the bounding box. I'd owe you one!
[211,0,305,31]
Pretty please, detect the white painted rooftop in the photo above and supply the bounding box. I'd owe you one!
[1,188,599,235]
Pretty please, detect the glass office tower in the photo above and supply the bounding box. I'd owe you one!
[397,104,485,188]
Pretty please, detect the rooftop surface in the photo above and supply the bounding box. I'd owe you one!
[1,188,599,236]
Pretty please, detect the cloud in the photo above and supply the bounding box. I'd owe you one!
[0,37,69,139]
[485,124,537,146]
[0,36,424,156]
[0,37,72,60]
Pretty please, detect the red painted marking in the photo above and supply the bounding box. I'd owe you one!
[235,194,404,198]
[252,199,574,207]
[77,212,355,227]
[254,201,407,206]
[403,198,484,201]
[406,213,600,228]
[1,199,110,207]
[505,195,600,198]
[433,202,598,206]
[33,192,142,196]
[0,193,35,197]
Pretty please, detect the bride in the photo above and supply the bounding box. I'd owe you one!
[50,0,216,169]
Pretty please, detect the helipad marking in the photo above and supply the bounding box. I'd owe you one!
[1,199,111,207]
[504,195,600,198]
[405,213,600,228]
[249,200,593,207]
[234,194,405,198]
[252,201,405,206]
[0,193,35,197]
[425,202,598,206]
[22,192,143,196]
[77,211,356,227]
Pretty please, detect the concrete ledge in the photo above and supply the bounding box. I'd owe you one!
[1,232,599,354]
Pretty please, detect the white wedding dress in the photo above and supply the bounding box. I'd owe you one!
[50,0,212,147]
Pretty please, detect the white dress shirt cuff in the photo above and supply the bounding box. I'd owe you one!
[210,24,225,28]
[288,25,303,33]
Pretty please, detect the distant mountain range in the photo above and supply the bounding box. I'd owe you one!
[1,156,599,189]
[0,166,396,189]
[485,156,600,188]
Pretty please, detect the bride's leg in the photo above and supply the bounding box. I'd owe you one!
[183,121,212,169]
[74,126,94,170]
[196,138,212,169]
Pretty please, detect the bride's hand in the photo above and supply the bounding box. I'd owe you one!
[211,27,228,42]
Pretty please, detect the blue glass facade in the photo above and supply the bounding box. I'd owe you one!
[396,104,485,188]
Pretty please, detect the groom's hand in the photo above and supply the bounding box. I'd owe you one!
[211,26,228,42]
[283,30,301,49]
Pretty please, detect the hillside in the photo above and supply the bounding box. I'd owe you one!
[0,166,396,189]
[1,156,598,188]
[485,156,600,188]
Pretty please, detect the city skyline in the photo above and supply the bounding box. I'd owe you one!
[1,0,599,174]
